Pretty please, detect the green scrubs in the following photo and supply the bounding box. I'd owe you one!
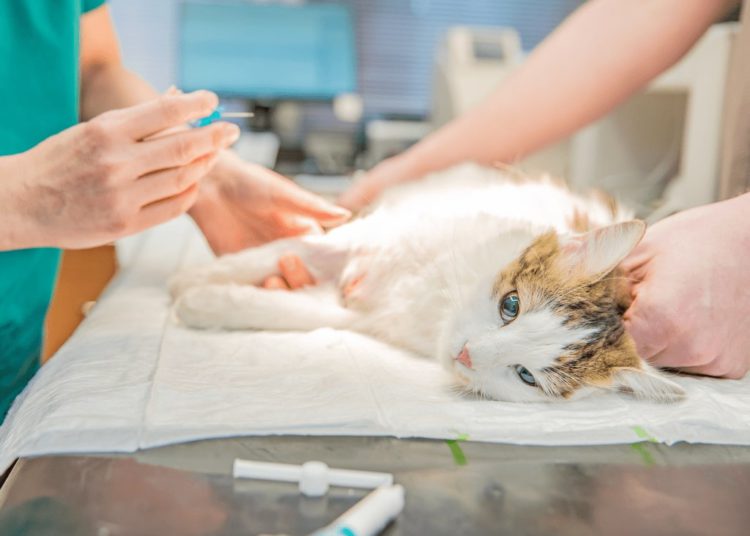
[0,0,106,419]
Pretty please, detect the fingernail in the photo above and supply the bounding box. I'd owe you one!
[222,124,241,144]
[325,206,351,219]
[332,206,351,217]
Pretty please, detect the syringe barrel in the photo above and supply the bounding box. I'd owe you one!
[233,459,302,483]
[327,468,393,489]
[311,485,406,536]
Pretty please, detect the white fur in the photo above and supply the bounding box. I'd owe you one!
[171,164,672,403]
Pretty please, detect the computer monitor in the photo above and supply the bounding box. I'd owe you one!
[179,1,357,100]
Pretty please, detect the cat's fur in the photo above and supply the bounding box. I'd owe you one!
[170,164,685,403]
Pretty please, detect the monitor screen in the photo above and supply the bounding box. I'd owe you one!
[179,1,357,100]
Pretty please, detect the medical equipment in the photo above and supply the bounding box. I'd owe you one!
[232,459,394,498]
[570,23,739,219]
[232,458,402,535]
[311,485,406,536]
[179,2,356,100]
[431,27,523,128]
[192,107,253,127]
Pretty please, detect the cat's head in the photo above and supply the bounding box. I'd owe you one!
[440,220,685,403]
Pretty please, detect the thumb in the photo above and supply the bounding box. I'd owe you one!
[337,173,382,211]
[275,180,351,225]
[624,298,669,362]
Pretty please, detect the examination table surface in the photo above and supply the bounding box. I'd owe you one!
[1,437,749,535]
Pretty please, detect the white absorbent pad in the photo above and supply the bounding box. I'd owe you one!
[2,218,749,472]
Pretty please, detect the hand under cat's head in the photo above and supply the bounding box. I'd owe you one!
[439,220,686,403]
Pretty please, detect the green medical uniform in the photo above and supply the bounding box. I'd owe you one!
[0,0,106,419]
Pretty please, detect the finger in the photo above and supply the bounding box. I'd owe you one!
[623,305,669,361]
[337,175,384,211]
[283,215,323,236]
[262,276,290,290]
[278,254,315,289]
[135,122,239,175]
[250,165,350,223]
[276,183,351,225]
[134,152,219,206]
[675,363,726,378]
[678,358,748,380]
[646,329,721,370]
[163,85,182,97]
[619,245,652,276]
[119,91,218,140]
[133,183,200,233]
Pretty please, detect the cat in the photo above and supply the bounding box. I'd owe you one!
[170,163,685,403]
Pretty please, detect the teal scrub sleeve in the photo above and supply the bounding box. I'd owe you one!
[82,0,107,13]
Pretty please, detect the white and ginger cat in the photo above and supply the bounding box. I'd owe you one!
[170,164,685,404]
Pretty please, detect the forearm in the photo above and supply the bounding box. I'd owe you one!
[399,0,736,178]
[80,63,160,120]
[0,154,55,250]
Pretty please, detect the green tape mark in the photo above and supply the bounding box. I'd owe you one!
[445,440,467,466]
[632,426,658,443]
[630,443,656,466]
[445,434,469,466]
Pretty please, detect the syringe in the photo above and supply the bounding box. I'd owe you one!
[192,106,254,127]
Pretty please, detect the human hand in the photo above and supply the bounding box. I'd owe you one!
[338,153,424,211]
[189,152,350,254]
[621,195,750,379]
[261,253,317,290]
[0,91,239,250]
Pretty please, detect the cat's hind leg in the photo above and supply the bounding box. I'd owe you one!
[169,235,348,299]
[175,283,356,331]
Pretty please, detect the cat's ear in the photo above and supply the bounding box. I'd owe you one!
[611,366,686,403]
[558,220,646,279]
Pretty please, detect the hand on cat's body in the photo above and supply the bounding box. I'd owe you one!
[622,194,750,379]
[189,152,351,255]
[0,91,241,250]
[262,253,316,290]
[338,153,419,211]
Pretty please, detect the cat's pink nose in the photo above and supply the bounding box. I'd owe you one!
[455,347,472,369]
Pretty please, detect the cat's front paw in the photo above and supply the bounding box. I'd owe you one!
[174,285,228,329]
[168,266,218,300]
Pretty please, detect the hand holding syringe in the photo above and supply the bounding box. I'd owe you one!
[163,87,254,128]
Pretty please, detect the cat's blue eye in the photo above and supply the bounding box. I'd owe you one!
[499,292,520,323]
[514,365,536,387]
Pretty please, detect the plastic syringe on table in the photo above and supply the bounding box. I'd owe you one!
[310,484,406,536]
[192,106,254,127]
[233,459,393,497]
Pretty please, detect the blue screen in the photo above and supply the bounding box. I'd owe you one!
[179,2,357,100]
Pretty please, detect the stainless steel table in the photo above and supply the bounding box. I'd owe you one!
[1,436,749,535]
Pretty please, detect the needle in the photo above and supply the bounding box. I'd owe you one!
[219,112,254,118]
[192,108,254,127]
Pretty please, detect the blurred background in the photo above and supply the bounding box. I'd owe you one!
[109,0,739,218]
